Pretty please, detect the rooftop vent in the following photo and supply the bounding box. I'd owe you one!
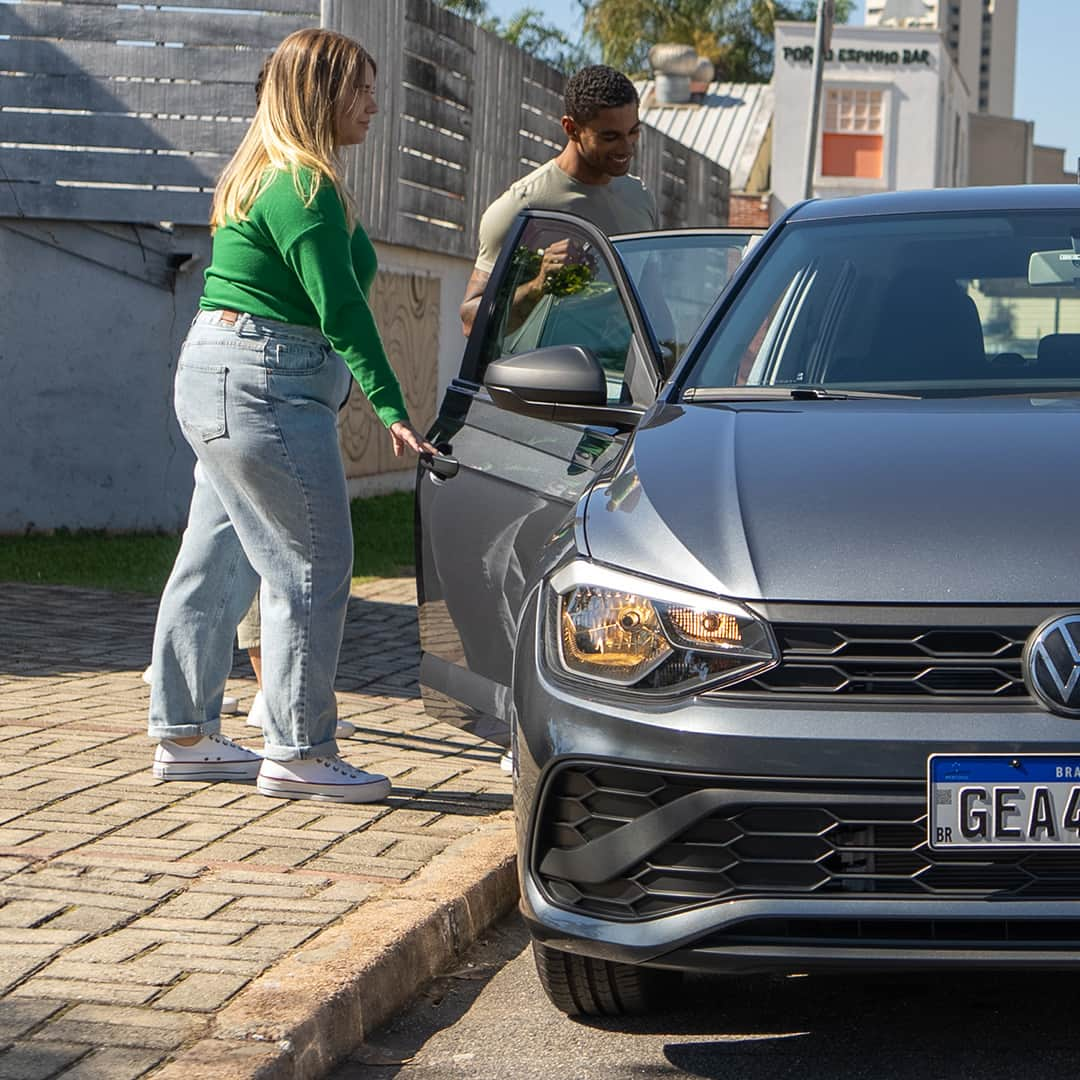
[648,44,699,105]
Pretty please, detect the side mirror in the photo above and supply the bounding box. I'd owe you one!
[484,345,641,431]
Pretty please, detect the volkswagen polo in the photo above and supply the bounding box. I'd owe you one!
[416,187,1080,1016]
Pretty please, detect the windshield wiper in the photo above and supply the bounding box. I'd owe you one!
[682,386,920,402]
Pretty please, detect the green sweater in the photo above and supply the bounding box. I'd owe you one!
[201,167,409,428]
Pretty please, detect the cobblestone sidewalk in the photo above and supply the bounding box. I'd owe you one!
[0,580,512,1079]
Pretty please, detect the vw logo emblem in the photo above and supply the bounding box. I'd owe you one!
[1024,615,1080,718]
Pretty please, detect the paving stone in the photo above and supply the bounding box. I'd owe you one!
[11,978,159,1006]
[41,908,130,935]
[0,901,69,928]
[151,893,233,920]
[0,1040,89,1079]
[0,579,505,1072]
[152,972,248,1012]
[0,998,66,1041]
[238,925,320,953]
[54,1046,166,1080]
[37,960,183,987]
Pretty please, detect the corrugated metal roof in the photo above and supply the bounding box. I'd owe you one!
[636,81,774,191]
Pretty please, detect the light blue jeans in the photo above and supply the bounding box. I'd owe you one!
[148,310,354,760]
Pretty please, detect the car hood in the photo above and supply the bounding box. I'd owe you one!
[583,397,1080,604]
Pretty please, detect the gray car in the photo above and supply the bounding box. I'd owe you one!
[416,186,1080,1017]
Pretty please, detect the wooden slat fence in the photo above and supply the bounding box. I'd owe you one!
[333,0,730,255]
[0,0,317,223]
[1,0,730,236]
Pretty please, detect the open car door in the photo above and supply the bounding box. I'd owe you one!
[415,212,757,744]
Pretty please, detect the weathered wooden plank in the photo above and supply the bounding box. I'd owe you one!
[2,111,248,155]
[404,17,474,78]
[0,74,255,117]
[400,117,469,169]
[0,147,224,188]
[0,39,269,82]
[520,78,564,119]
[516,116,561,152]
[0,182,210,225]
[520,57,565,96]
[405,0,475,48]
[332,0,402,245]
[0,5,314,50]
[402,85,471,140]
[36,0,317,12]
[518,131,561,164]
[401,52,470,110]
[399,150,466,198]
[393,209,467,258]
[397,181,466,227]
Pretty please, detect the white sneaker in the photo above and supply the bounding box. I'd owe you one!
[246,691,356,738]
[153,734,262,781]
[143,667,238,714]
[500,751,514,774]
[257,756,390,803]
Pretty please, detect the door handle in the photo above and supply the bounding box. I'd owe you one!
[420,442,459,481]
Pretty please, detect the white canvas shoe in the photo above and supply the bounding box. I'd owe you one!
[257,756,390,803]
[153,734,262,781]
[143,666,238,714]
[246,691,356,738]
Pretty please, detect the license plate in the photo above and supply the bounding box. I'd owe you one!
[929,755,1080,849]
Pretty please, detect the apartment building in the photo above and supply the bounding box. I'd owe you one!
[866,0,1017,116]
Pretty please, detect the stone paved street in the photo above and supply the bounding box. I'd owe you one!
[0,580,512,1079]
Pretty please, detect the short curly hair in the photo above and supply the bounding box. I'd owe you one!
[564,65,639,125]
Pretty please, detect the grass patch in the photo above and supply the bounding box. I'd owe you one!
[0,491,415,595]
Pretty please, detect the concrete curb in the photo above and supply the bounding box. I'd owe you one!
[151,812,519,1080]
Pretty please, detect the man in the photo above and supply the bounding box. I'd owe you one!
[459,65,658,337]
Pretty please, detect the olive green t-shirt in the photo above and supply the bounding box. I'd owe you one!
[473,159,658,274]
[201,167,408,429]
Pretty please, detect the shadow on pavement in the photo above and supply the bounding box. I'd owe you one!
[0,584,421,704]
[336,914,532,1078]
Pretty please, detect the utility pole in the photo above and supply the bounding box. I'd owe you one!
[801,0,835,201]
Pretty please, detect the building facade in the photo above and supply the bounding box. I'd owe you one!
[865,0,1017,116]
[772,22,971,214]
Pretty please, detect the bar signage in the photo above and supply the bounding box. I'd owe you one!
[782,46,933,65]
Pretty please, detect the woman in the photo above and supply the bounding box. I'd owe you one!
[148,28,435,803]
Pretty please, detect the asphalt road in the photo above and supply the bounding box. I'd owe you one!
[332,913,1080,1080]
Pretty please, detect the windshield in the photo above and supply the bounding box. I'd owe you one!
[682,211,1080,397]
[615,232,754,370]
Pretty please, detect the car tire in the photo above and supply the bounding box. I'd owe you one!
[531,939,680,1017]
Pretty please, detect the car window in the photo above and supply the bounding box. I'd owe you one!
[615,233,753,372]
[684,212,1080,395]
[475,218,635,406]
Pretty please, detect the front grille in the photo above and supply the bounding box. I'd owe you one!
[535,764,1080,921]
[733,624,1031,700]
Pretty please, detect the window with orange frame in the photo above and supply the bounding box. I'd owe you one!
[822,87,884,180]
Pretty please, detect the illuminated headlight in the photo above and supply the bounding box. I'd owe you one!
[545,562,778,694]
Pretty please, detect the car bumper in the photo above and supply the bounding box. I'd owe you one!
[514,597,1080,973]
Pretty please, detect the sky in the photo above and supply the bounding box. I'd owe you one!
[483,0,1078,173]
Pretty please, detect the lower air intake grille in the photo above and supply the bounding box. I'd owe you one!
[535,764,1080,921]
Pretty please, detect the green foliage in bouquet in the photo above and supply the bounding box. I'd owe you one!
[511,246,596,297]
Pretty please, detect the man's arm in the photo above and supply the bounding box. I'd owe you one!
[460,268,490,337]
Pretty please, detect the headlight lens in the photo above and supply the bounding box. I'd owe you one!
[546,563,777,693]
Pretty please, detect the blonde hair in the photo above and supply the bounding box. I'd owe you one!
[210,28,375,231]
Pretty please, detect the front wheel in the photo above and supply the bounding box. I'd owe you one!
[531,939,681,1017]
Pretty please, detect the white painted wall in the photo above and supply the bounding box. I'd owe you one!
[772,23,966,214]
[0,221,476,532]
